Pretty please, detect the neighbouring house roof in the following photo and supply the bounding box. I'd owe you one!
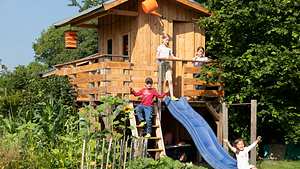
[54,0,210,28]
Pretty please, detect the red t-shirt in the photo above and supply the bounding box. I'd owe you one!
[131,88,167,106]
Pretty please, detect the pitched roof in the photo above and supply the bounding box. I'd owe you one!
[54,0,129,27]
[54,0,210,27]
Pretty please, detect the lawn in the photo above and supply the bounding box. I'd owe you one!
[258,160,300,169]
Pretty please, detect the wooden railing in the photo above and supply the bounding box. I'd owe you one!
[158,58,224,98]
[54,54,132,102]
[52,54,224,102]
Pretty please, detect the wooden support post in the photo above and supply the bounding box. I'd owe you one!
[250,100,257,165]
[222,102,228,151]
[157,61,162,120]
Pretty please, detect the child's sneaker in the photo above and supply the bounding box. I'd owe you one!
[171,96,179,101]
[137,121,146,127]
[144,133,151,138]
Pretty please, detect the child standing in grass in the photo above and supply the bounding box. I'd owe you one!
[130,77,168,137]
[224,136,262,169]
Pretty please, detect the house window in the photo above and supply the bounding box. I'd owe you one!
[122,34,129,55]
[107,39,112,54]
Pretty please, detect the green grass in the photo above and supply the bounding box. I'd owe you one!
[258,160,300,169]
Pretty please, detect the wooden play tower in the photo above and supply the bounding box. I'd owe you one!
[46,0,227,161]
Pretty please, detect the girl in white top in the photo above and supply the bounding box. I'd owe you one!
[224,136,262,169]
[192,47,210,67]
[156,34,179,100]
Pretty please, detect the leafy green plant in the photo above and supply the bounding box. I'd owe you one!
[127,157,208,169]
[197,64,222,83]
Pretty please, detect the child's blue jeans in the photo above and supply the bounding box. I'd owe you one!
[135,104,153,134]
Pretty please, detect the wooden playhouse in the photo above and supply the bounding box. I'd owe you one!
[48,0,227,162]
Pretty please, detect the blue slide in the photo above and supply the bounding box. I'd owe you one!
[164,97,237,169]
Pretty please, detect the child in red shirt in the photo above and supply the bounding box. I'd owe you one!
[130,77,167,137]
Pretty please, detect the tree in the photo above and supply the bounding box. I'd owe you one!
[33,27,98,66]
[199,0,300,143]
[33,1,100,66]
[68,0,108,11]
[0,59,7,75]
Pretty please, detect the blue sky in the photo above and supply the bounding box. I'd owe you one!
[0,0,78,70]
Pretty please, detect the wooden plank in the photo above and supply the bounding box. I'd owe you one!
[153,105,166,158]
[176,0,211,16]
[205,102,220,121]
[216,121,223,144]
[77,86,130,95]
[108,9,138,16]
[183,78,224,86]
[103,0,128,10]
[184,22,195,60]
[76,24,98,29]
[183,90,224,96]
[131,65,158,71]
[222,102,228,151]
[250,100,257,165]
[56,62,131,75]
[131,76,158,83]
[184,66,202,73]
[71,74,131,84]
[128,103,138,138]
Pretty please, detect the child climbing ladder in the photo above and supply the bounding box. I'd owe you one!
[130,77,168,137]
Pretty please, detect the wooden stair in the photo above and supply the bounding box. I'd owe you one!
[128,103,166,159]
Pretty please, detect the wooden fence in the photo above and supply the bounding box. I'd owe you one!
[81,136,149,169]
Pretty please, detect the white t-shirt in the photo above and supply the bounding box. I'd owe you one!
[157,44,172,59]
[193,55,209,67]
[236,142,257,169]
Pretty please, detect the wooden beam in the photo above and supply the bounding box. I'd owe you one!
[184,78,224,86]
[183,90,224,97]
[108,9,138,17]
[76,24,99,29]
[56,62,131,75]
[176,0,211,16]
[103,0,128,10]
[205,102,220,121]
[71,74,131,84]
[250,100,257,165]
[222,102,228,151]
[71,12,108,26]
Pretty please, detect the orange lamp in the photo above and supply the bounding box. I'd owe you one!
[64,31,78,49]
[142,0,162,17]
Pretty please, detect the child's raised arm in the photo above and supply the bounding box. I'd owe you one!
[245,136,262,152]
[224,139,237,153]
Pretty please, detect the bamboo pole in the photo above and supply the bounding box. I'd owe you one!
[105,138,113,169]
[112,140,118,169]
[81,139,86,169]
[118,139,124,169]
[123,137,129,169]
[100,138,105,169]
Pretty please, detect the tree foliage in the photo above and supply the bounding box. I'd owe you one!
[199,0,300,143]
[33,26,98,66]
[68,0,109,11]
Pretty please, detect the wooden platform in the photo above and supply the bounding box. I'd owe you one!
[47,54,224,102]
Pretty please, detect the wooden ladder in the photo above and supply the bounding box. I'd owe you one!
[129,103,166,159]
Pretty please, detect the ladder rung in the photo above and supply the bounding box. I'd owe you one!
[146,137,161,140]
[147,148,163,152]
[136,125,159,128]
